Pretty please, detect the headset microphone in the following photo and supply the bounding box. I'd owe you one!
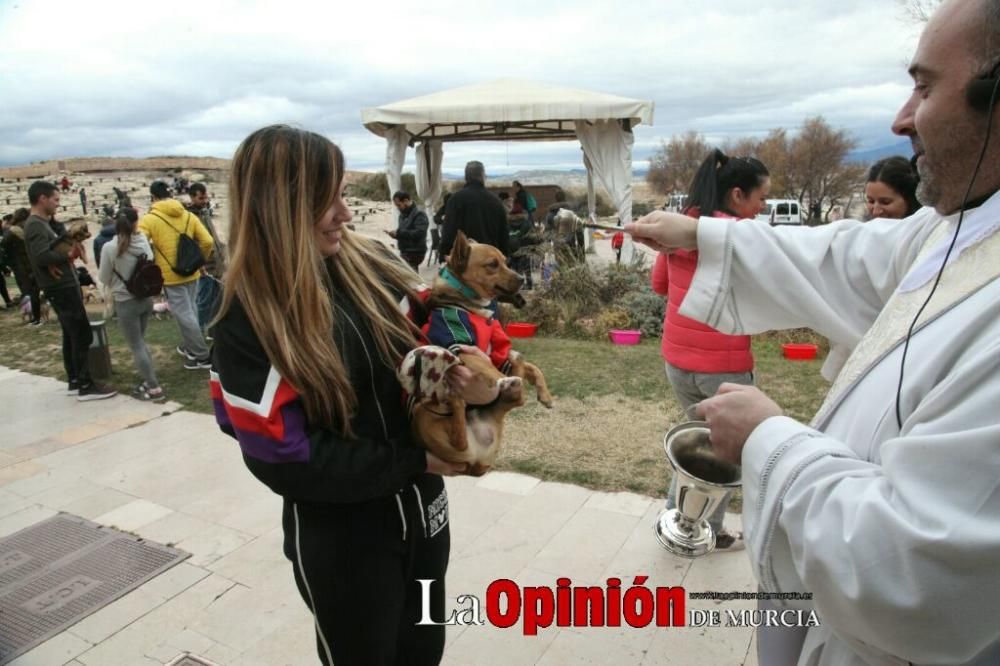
[966,60,1000,113]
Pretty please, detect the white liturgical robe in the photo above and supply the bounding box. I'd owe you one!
[679,191,1000,666]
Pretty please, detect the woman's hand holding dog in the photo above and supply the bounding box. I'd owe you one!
[445,345,501,405]
[624,211,699,254]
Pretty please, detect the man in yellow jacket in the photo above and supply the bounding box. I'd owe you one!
[138,181,214,369]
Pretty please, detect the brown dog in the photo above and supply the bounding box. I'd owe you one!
[406,231,553,475]
[47,220,91,280]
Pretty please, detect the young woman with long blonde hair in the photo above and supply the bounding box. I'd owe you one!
[210,125,492,665]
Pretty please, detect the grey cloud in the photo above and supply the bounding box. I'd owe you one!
[0,0,921,169]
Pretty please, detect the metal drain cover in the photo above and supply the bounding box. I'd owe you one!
[0,513,189,664]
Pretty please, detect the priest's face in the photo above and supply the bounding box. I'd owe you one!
[891,0,1000,214]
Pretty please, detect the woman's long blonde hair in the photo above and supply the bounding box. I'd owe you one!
[220,125,422,433]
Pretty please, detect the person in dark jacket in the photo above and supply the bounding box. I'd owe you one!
[1,208,42,324]
[512,180,534,225]
[92,213,118,269]
[439,161,509,258]
[0,215,14,308]
[210,125,497,666]
[507,213,539,289]
[387,190,429,271]
[23,181,116,400]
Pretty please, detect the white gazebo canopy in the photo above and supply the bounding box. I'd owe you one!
[361,79,654,256]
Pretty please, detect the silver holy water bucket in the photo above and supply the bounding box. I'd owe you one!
[654,421,741,558]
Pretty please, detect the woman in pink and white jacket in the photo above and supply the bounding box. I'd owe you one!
[652,149,770,551]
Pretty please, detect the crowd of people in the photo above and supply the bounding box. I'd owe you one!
[0,177,225,402]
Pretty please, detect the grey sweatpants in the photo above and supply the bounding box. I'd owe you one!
[115,297,159,389]
[664,362,754,533]
[165,281,209,361]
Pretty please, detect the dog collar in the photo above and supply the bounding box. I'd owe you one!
[439,266,481,300]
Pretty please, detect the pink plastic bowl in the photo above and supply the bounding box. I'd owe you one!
[507,322,538,338]
[609,329,642,345]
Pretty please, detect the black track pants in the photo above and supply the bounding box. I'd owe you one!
[282,473,450,665]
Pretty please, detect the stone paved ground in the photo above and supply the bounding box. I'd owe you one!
[0,366,757,665]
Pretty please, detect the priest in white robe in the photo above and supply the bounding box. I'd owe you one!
[627,1,1000,663]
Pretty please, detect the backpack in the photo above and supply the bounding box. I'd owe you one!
[114,254,164,298]
[151,211,206,277]
[525,192,538,212]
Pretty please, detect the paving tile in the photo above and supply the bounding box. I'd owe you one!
[449,482,591,593]
[140,562,212,602]
[174,524,255,567]
[134,511,214,546]
[211,492,282,537]
[205,528,287,587]
[203,640,241,663]
[58,487,137,520]
[0,504,57,538]
[93,499,174,532]
[0,488,33,518]
[0,459,46,488]
[29,477,104,511]
[145,628,217,663]
[7,631,92,666]
[446,482,529,556]
[189,582,306,654]
[475,470,541,495]
[68,587,165,644]
[228,613,317,665]
[583,490,655,517]
[75,574,239,665]
[529,507,639,582]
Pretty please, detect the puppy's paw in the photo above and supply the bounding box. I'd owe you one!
[538,394,554,409]
[497,376,523,403]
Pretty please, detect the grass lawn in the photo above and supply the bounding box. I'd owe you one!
[0,284,831,500]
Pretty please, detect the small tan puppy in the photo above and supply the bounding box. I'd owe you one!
[403,231,552,475]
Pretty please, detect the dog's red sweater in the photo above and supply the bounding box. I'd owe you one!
[422,306,513,374]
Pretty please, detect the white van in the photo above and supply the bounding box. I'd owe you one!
[757,199,802,225]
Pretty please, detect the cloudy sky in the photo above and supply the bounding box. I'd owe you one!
[0,0,923,173]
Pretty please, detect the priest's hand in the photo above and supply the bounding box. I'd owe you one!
[695,384,783,464]
[624,211,699,254]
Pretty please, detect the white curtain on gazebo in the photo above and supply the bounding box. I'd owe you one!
[575,119,636,259]
[415,140,443,214]
[384,126,408,200]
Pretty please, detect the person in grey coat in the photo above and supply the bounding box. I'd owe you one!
[98,208,164,401]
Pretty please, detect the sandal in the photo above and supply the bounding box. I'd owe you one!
[131,383,166,402]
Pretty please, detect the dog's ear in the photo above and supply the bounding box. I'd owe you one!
[449,231,471,275]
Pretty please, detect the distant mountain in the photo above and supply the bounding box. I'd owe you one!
[847,140,912,165]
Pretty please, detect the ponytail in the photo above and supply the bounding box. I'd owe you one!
[683,149,769,218]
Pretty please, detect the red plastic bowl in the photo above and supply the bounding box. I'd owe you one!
[782,343,818,360]
[507,322,538,338]
[609,329,642,345]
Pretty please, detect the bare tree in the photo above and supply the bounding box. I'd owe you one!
[646,131,710,195]
[755,129,793,198]
[786,116,858,220]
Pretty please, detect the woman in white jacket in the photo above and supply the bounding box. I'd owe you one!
[98,209,164,401]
